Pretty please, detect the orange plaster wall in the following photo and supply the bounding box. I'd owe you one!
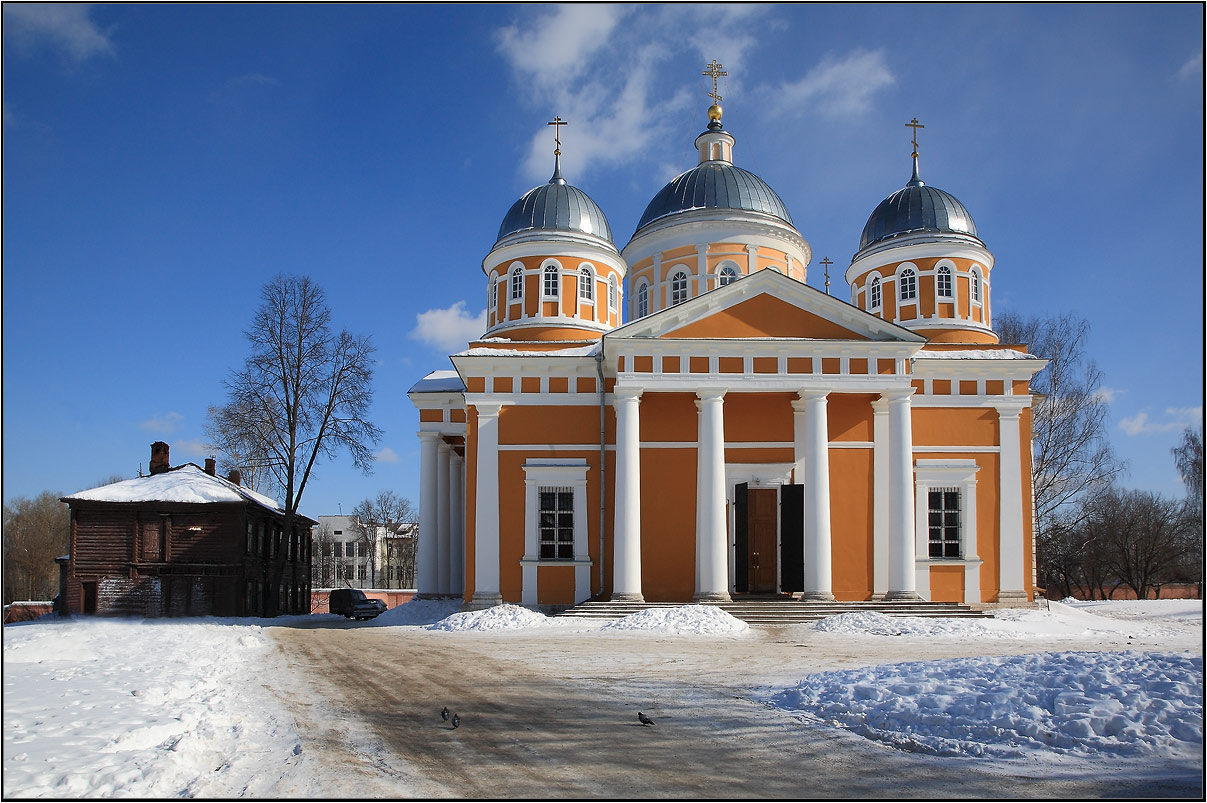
[639,393,698,442]
[912,407,998,447]
[828,394,875,441]
[493,325,604,342]
[914,328,999,345]
[930,565,964,603]
[538,566,576,605]
[724,448,794,464]
[664,294,865,340]
[419,409,444,423]
[829,448,874,600]
[499,406,600,445]
[638,448,697,600]
[497,452,527,602]
[724,393,795,442]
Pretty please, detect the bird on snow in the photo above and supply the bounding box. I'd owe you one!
[441,706,450,721]
[638,712,654,726]
[452,713,461,729]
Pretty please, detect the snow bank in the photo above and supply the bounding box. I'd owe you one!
[771,651,1203,759]
[373,598,463,626]
[815,611,1010,639]
[3,617,318,798]
[600,605,749,635]
[427,603,551,632]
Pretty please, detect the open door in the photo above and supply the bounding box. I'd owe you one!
[780,484,804,593]
[733,483,748,593]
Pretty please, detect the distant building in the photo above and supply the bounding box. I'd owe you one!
[311,515,416,590]
[59,442,314,617]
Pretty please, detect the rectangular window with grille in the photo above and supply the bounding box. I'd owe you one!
[538,487,574,560]
[928,488,961,558]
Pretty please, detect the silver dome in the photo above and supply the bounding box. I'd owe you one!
[495,164,614,247]
[634,161,795,234]
[858,161,979,251]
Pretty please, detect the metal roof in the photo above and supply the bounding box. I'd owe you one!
[495,168,614,246]
[633,161,796,234]
[858,161,979,251]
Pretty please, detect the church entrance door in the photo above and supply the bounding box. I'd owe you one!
[747,488,778,593]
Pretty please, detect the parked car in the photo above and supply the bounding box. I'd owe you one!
[328,589,388,620]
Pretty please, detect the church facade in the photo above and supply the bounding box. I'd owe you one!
[409,80,1044,610]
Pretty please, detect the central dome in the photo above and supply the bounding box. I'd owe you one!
[858,162,979,251]
[495,167,614,247]
[634,161,795,234]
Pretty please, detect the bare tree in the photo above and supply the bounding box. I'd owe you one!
[350,491,415,589]
[1171,423,1204,593]
[310,521,336,590]
[996,312,1123,537]
[1085,487,1192,599]
[204,401,279,496]
[218,275,382,616]
[3,492,70,604]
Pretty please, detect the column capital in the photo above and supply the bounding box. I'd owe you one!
[871,397,890,413]
[418,430,443,442]
[613,386,644,405]
[796,389,830,404]
[695,388,726,405]
[880,386,916,404]
[438,440,452,453]
[475,402,504,419]
[994,399,1029,418]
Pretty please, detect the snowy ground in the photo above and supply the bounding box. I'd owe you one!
[3,599,1202,798]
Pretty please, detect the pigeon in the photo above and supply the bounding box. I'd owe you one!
[638,712,654,726]
[441,706,450,721]
[451,713,461,729]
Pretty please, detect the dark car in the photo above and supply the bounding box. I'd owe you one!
[328,588,388,620]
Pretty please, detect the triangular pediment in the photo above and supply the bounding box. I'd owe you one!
[610,269,925,342]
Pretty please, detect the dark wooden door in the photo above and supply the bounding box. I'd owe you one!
[748,489,778,593]
[780,484,804,593]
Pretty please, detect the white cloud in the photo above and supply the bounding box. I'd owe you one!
[1177,52,1202,81]
[411,301,487,352]
[496,6,626,83]
[140,412,184,434]
[373,447,400,464]
[171,439,209,458]
[3,4,114,62]
[773,49,895,119]
[1119,406,1203,436]
[1093,387,1123,404]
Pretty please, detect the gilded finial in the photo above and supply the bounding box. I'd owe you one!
[703,59,727,123]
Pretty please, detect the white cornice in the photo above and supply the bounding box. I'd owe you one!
[484,241,627,278]
[622,213,810,268]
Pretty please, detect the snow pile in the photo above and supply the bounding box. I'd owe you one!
[427,603,550,632]
[1064,598,1203,624]
[600,605,749,635]
[770,651,1203,759]
[815,611,1010,639]
[373,598,463,626]
[3,617,318,798]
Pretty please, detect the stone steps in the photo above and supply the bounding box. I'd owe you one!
[558,598,989,625]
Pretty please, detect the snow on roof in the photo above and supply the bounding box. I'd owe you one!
[407,369,465,394]
[914,348,1039,360]
[455,343,600,358]
[63,464,283,514]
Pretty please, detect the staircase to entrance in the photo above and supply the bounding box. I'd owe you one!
[558,595,989,625]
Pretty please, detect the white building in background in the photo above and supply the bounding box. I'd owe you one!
[311,515,417,590]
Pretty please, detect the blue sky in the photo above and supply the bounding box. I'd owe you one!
[3,4,1202,518]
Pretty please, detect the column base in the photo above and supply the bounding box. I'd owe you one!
[611,592,645,603]
[692,592,732,603]
[883,590,923,602]
[995,590,1030,606]
[799,591,836,602]
[463,592,503,611]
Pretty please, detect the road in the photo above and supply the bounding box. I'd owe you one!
[264,620,1201,798]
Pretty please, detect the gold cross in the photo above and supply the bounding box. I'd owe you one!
[547,116,568,155]
[906,117,925,157]
[703,59,727,105]
[820,257,833,294]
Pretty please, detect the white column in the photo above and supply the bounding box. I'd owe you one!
[997,402,1028,603]
[885,388,921,601]
[470,403,503,609]
[417,431,441,597]
[694,390,730,602]
[612,389,644,602]
[872,398,890,598]
[799,390,834,601]
[437,441,451,596]
[449,450,464,597]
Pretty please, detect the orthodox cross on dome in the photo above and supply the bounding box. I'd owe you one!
[906,117,925,158]
[820,257,833,295]
[703,59,727,106]
[547,116,568,156]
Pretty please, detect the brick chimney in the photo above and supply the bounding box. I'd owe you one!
[204,457,217,476]
[149,442,170,475]
[227,469,242,486]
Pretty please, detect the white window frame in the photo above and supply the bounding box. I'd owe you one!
[509,264,524,302]
[670,270,689,305]
[520,459,592,606]
[936,264,954,299]
[608,275,618,312]
[636,281,649,318]
[899,266,917,302]
[971,266,983,305]
[579,266,595,302]
[868,274,882,311]
[913,459,981,605]
[542,262,560,300]
[718,263,738,287]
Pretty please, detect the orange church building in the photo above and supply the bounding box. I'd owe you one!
[409,78,1044,610]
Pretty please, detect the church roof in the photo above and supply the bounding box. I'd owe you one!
[494,159,614,247]
[858,157,980,252]
[633,161,795,234]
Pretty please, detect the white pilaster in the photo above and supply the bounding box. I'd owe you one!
[613,389,644,601]
[521,478,540,607]
[997,401,1028,603]
[746,243,758,276]
[437,441,451,596]
[449,450,465,597]
[872,397,890,598]
[469,403,503,609]
[799,390,834,601]
[694,390,731,602]
[417,431,441,597]
[696,244,708,296]
[884,388,921,601]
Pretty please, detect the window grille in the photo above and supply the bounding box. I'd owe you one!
[671,271,689,305]
[609,276,618,310]
[869,276,882,309]
[511,267,523,300]
[636,283,649,317]
[719,265,737,286]
[579,268,594,301]
[538,486,574,560]
[971,270,982,302]
[937,266,953,298]
[543,265,559,298]
[900,268,917,301]
[928,487,961,558]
